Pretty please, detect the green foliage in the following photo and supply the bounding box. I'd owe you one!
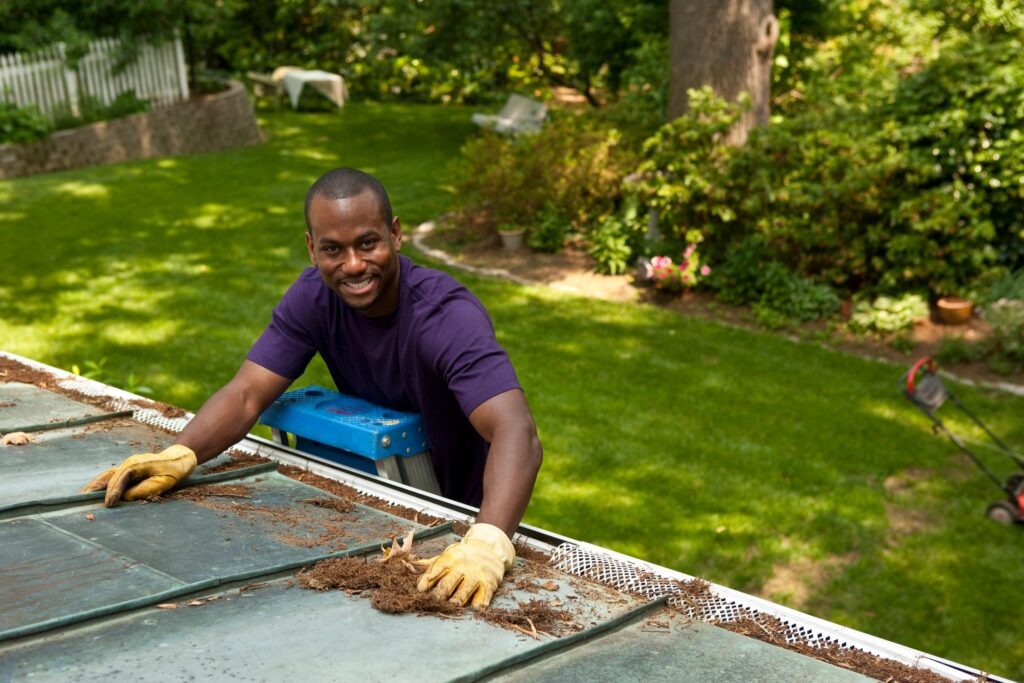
[455,113,639,233]
[981,299,1024,372]
[587,216,633,275]
[52,91,150,131]
[757,262,841,323]
[627,1,1024,299]
[631,87,742,250]
[847,294,929,334]
[935,337,985,365]
[0,100,51,144]
[527,205,570,254]
[706,238,839,323]
[982,269,1024,304]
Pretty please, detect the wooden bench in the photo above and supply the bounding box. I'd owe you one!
[471,94,548,135]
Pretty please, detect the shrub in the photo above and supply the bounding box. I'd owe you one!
[847,294,929,335]
[587,216,633,276]
[53,91,150,131]
[628,5,1024,298]
[455,112,641,238]
[0,100,50,144]
[527,205,571,254]
[981,299,1024,372]
[981,269,1024,304]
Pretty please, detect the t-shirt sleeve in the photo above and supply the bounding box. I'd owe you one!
[247,277,318,380]
[423,297,521,416]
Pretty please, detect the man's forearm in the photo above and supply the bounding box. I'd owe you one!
[476,421,542,538]
[174,383,265,464]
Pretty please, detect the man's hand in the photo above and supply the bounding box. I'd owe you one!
[416,523,515,607]
[81,445,197,507]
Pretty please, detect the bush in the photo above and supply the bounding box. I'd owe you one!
[53,91,150,131]
[847,294,929,335]
[455,112,641,237]
[705,240,839,323]
[0,100,51,144]
[628,5,1024,298]
[587,216,633,276]
[527,205,571,254]
[981,299,1024,372]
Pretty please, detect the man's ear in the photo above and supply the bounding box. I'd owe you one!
[305,231,317,266]
[391,217,402,251]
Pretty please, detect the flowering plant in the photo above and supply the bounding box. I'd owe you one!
[643,239,711,293]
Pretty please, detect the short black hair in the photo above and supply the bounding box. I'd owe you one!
[304,167,393,232]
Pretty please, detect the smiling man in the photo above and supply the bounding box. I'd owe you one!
[83,167,543,607]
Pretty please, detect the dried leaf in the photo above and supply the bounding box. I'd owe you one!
[156,604,178,610]
[380,528,417,563]
[187,600,204,606]
[86,513,95,521]
[1,432,32,446]
[542,581,559,591]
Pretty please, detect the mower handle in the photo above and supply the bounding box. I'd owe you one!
[905,356,936,395]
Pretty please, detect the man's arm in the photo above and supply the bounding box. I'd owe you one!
[468,388,543,537]
[175,360,294,464]
[83,360,292,505]
[416,388,541,606]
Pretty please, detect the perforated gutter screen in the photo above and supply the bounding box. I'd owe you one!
[0,351,1007,683]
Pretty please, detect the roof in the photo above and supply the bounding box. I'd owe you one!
[0,352,999,682]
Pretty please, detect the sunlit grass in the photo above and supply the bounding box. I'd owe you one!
[1,103,1023,678]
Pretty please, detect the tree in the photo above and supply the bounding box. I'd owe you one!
[668,0,779,143]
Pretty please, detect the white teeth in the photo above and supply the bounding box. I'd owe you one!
[343,279,371,290]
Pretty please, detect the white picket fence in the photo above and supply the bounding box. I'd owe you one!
[0,37,189,119]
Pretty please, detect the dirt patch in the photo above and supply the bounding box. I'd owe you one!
[300,497,356,514]
[760,553,858,609]
[417,221,1024,390]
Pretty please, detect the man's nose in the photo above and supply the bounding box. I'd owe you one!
[340,249,366,274]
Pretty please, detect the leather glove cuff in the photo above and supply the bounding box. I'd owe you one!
[463,523,516,570]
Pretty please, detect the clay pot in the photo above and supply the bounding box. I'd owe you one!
[498,228,526,250]
[936,296,974,325]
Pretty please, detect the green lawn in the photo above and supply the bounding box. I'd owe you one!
[2,103,1023,679]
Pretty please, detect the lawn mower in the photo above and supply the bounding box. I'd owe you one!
[901,356,1024,524]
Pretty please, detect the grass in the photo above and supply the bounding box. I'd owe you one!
[2,103,1024,679]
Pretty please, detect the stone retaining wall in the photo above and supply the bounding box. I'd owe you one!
[0,80,264,180]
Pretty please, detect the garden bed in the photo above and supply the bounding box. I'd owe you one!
[0,79,264,180]
[416,218,1024,392]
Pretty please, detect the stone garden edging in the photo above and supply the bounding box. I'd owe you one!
[0,79,264,180]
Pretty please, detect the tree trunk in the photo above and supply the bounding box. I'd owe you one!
[668,0,778,144]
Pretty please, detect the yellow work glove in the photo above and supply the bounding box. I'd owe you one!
[82,445,197,507]
[416,523,515,608]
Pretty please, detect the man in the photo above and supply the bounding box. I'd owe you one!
[83,168,543,608]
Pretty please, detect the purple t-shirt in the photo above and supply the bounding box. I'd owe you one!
[247,255,521,506]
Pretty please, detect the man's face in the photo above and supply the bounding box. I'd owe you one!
[305,190,402,317]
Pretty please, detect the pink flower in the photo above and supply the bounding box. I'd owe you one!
[651,255,673,269]
[684,244,696,258]
[680,260,689,271]
[700,265,711,276]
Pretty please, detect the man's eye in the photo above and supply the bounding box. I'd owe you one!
[361,239,378,249]
[323,245,340,254]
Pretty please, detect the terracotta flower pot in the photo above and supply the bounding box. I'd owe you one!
[936,296,973,325]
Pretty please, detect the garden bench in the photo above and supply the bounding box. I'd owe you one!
[471,94,548,135]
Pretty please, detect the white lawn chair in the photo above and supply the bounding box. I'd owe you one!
[471,94,548,135]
